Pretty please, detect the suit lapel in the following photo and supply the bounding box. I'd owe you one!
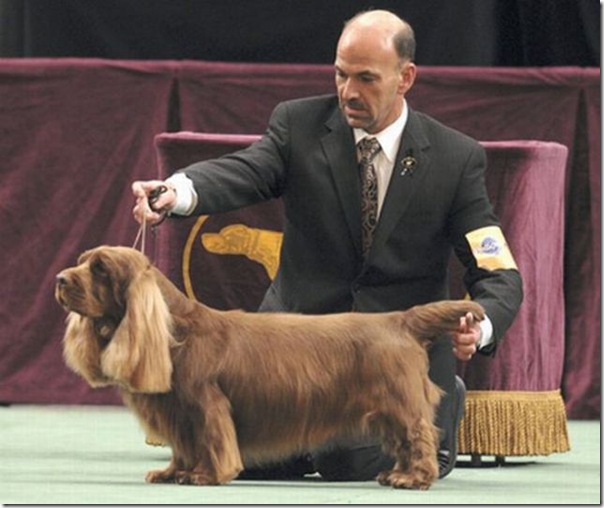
[319,108,431,261]
[369,110,431,258]
[321,109,363,255]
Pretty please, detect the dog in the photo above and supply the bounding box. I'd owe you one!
[55,245,484,489]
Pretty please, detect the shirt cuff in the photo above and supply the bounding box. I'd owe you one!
[165,173,198,216]
[477,314,494,350]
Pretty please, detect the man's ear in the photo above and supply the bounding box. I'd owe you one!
[399,61,417,95]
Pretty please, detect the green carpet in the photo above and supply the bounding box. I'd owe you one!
[0,405,600,505]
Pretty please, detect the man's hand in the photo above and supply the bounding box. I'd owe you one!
[132,180,176,225]
[452,311,481,361]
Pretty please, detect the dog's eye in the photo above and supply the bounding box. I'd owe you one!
[91,259,109,278]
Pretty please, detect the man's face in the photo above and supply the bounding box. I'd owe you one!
[334,29,414,134]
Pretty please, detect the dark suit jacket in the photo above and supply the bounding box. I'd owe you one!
[181,94,523,352]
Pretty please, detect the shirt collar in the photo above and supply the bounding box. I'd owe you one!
[353,100,409,163]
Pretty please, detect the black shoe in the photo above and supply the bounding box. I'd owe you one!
[438,375,466,479]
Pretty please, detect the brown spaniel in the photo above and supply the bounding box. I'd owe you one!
[55,245,484,489]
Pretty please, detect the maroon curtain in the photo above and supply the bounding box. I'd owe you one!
[0,59,176,404]
[0,60,599,417]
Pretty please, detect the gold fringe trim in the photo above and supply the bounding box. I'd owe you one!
[458,389,571,456]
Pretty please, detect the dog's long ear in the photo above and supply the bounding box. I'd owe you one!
[101,267,174,393]
[63,313,110,388]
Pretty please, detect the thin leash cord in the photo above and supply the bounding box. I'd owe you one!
[132,185,168,255]
[132,210,148,254]
[133,209,167,255]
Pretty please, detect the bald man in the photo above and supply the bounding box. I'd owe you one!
[132,10,522,481]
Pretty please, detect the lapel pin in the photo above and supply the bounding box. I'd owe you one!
[401,149,417,176]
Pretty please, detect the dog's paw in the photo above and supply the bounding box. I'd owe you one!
[145,468,176,484]
[377,470,434,490]
[175,470,221,486]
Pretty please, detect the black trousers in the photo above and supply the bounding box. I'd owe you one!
[239,339,457,481]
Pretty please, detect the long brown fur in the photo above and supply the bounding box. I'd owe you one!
[55,245,485,490]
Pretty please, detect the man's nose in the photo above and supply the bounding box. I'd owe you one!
[340,78,358,100]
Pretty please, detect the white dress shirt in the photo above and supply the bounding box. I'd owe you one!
[353,100,408,218]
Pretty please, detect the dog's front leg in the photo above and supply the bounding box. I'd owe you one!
[175,384,244,486]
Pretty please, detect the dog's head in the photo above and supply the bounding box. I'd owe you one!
[56,246,149,318]
[55,246,174,393]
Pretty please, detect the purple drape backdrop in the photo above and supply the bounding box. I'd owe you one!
[0,59,177,405]
[0,60,599,417]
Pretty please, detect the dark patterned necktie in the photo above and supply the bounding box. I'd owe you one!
[358,137,382,258]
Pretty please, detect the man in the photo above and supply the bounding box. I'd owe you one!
[132,10,522,480]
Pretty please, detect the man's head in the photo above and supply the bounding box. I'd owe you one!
[335,10,417,134]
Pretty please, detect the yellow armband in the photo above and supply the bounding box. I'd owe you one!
[465,226,518,271]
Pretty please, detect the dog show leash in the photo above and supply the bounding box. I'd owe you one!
[132,184,168,255]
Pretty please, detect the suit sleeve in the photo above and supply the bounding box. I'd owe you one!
[177,102,291,215]
[448,143,523,354]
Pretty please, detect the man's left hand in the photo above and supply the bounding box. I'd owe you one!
[452,311,481,361]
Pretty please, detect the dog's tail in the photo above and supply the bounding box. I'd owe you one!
[402,300,486,345]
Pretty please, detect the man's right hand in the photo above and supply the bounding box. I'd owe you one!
[131,180,177,225]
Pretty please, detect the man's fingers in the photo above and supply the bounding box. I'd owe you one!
[453,346,474,362]
[465,311,474,328]
[131,181,144,197]
[453,312,480,362]
[453,342,477,361]
[132,180,165,198]
[131,181,171,225]
[457,331,478,346]
[459,311,474,333]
